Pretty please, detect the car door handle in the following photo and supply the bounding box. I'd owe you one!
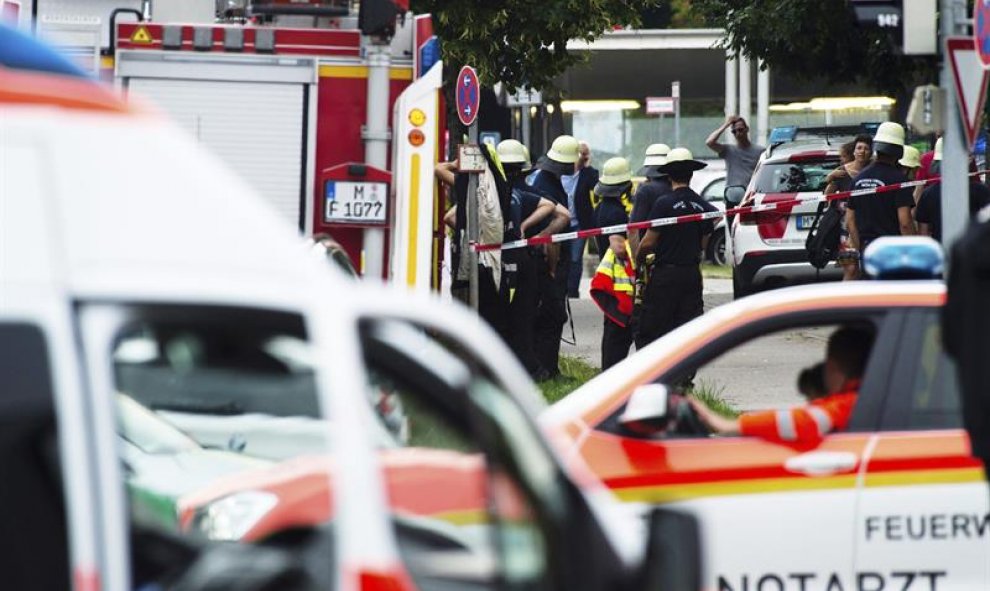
[784,451,858,476]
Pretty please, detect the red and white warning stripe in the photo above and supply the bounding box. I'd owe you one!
[471,171,983,252]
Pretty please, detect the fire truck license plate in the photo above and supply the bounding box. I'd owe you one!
[324,181,388,224]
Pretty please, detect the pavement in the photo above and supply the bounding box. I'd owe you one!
[562,270,810,411]
[560,274,732,368]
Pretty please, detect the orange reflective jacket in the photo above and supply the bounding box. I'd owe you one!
[590,244,635,327]
[739,380,860,445]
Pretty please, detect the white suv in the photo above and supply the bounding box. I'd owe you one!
[726,142,844,297]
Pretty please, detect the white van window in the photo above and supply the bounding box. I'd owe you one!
[361,319,554,591]
[103,306,336,589]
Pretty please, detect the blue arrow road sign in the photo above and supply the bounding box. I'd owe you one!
[456,66,480,126]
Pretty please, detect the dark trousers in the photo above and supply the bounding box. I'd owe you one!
[602,317,633,370]
[633,265,703,350]
[535,249,569,376]
[567,237,586,297]
[502,249,542,377]
[477,265,507,337]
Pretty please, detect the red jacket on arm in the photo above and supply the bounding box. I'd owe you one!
[739,380,860,445]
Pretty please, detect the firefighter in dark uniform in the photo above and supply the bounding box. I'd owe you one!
[528,135,579,378]
[589,157,635,369]
[629,143,673,255]
[497,139,569,379]
[634,148,718,349]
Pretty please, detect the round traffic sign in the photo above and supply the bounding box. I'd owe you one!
[976,0,990,68]
[455,66,480,127]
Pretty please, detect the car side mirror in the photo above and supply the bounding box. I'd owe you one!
[724,185,746,207]
[618,384,670,435]
[637,507,703,591]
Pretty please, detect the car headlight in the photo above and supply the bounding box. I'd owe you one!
[192,491,278,541]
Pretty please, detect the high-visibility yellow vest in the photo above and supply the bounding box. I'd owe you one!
[590,243,636,327]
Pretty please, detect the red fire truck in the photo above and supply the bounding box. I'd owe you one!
[10,0,444,288]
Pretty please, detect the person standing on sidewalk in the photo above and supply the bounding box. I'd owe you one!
[706,115,764,189]
[588,157,635,369]
[846,122,915,262]
[496,139,569,380]
[633,148,717,349]
[529,135,579,378]
[629,143,673,255]
[824,135,873,281]
[915,139,990,242]
[562,140,599,299]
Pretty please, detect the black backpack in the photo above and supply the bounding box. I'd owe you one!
[805,201,843,269]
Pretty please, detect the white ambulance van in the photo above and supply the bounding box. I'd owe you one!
[1,27,701,591]
[0,51,400,590]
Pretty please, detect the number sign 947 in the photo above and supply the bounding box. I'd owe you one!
[324,181,387,225]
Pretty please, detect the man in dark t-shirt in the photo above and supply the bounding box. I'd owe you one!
[914,155,990,242]
[527,135,580,378]
[847,122,915,260]
[634,148,718,349]
[496,139,569,380]
[629,143,674,254]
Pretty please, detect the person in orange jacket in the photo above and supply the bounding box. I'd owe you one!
[689,326,874,444]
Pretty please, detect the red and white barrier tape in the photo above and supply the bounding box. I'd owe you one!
[471,171,985,253]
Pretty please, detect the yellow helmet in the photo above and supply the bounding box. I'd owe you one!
[643,143,671,166]
[873,121,905,158]
[898,145,921,169]
[600,157,632,185]
[497,139,530,166]
[546,135,580,164]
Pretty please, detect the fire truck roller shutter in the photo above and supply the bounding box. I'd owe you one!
[127,78,306,230]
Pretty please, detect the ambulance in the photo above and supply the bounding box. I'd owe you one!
[1,25,702,591]
[543,249,990,590]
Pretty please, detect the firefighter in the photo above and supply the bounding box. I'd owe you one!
[629,143,673,255]
[588,157,635,369]
[633,148,717,349]
[497,139,569,379]
[528,135,579,378]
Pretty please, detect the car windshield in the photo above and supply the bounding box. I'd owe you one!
[752,159,839,193]
[116,394,200,455]
[108,307,339,556]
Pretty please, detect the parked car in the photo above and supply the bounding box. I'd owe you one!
[541,244,988,590]
[726,141,843,297]
[695,172,727,265]
[118,394,268,531]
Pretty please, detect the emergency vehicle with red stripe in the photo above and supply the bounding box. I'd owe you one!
[726,142,845,298]
[542,275,990,591]
[0,36,427,590]
[8,0,444,290]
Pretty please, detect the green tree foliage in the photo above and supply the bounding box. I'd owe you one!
[689,0,936,95]
[670,0,706,28]
[410,0,660,90]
